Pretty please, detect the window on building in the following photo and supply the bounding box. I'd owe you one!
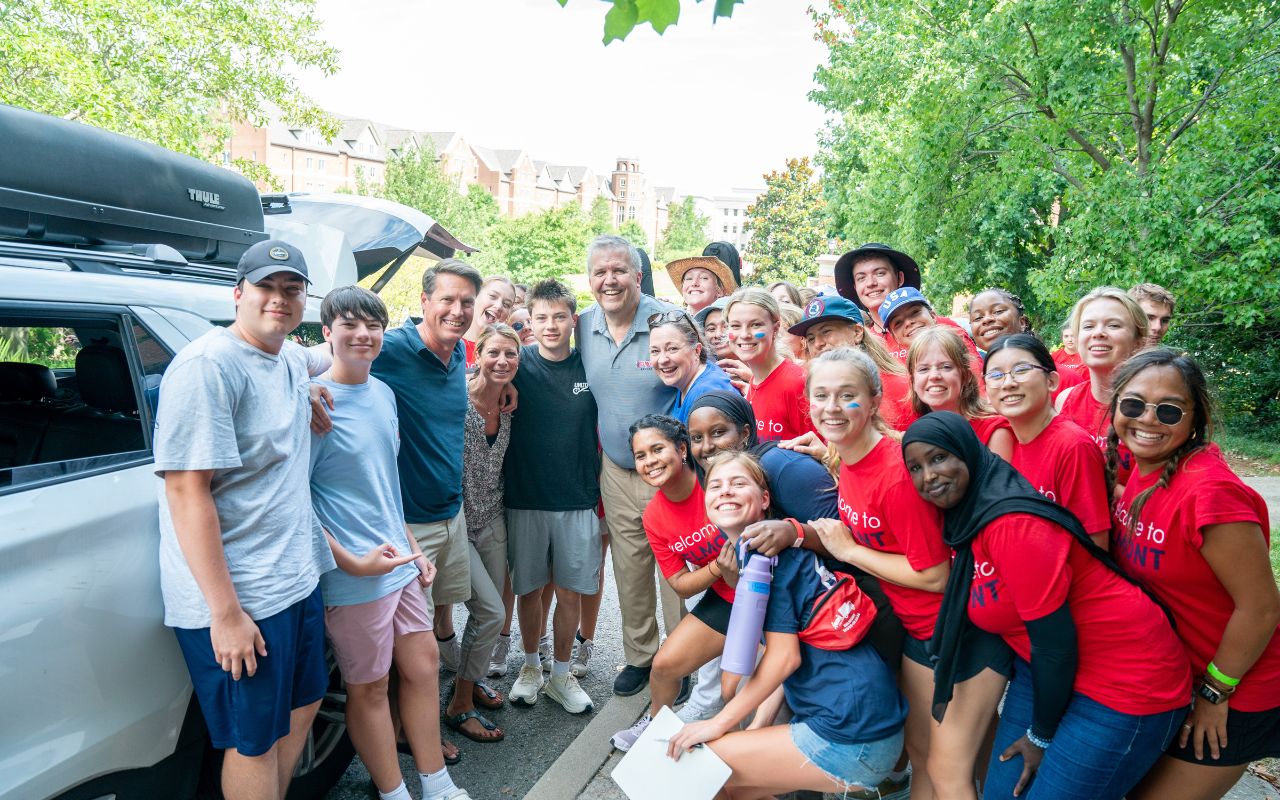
[318,159,325,170]
[733,209,739,217]
[629,206,636,220]
[281,152,288,163]
[305,157,312,169]
[723,225,729,233]
[732,225,738,233]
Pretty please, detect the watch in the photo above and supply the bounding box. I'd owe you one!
[1196,681,1227,705]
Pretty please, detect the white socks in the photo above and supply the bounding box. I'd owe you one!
[421,766,458,800]
[378,783,412,800]
[524,651,541,668]
[552,659,570,677]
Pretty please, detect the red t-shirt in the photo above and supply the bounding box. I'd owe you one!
[1051,348,1085,374]
[969,513,1191,715]
[1058,377,1133,485]
[1051,363,1085,401]
[643,482,734,603]
[1011,415,1111,535]
[1112,446,1280,711]
[464,338,478,370]
[880,370,914,432]
[747,358,816,442]
[837,437,947,639]
[893,410,1009,448]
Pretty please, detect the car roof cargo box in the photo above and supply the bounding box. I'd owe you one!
[0,104,265,266]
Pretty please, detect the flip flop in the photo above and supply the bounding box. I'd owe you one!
[396,739,462,765]
[472,681,505,710]
[443,710,504,743]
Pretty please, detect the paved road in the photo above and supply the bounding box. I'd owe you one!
[326,555,667,800]
[331,477,1280,799]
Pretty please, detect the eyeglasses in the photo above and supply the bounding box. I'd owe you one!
[1117,397,1186,425]
[648,310,696,330]
[984,363,1049,386]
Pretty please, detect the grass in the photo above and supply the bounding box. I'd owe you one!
[1272,530,1280,583]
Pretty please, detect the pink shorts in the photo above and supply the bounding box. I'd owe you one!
[324,582,432,685]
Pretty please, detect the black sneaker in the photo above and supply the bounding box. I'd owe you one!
[613,664,651,696]
[674,675,692,706]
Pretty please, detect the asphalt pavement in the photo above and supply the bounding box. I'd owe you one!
[325,555,665,800]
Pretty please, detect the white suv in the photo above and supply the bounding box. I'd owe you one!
[0,104,469,800]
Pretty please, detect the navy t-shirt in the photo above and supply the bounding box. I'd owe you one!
[759,446,838,522]
[504,346,600,510]
[764,548,908,744]
[370,318,467,523]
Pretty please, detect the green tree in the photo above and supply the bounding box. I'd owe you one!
[656,196,710,262]
[616,220,651,252]
[0,0,339,186]
[587,196,616,237]
[744,157,829,286]
[555,0,744,44]
[482,203,590,285]
[811,0,1280,425]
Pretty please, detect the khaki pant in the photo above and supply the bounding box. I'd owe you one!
[458,516,507,683]
[407,507,471,608]
[600,452,686,668]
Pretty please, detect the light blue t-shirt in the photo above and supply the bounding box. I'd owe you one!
[309,375,418,606]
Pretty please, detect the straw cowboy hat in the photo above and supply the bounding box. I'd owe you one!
[665,255,739,293]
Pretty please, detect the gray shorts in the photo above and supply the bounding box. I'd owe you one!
[506,508,601,596]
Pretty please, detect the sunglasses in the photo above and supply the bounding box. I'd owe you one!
[648,310,696,329]
[1117,397,1186,425]
[512,321,526,332]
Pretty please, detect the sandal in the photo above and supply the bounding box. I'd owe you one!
[443,709,504,743]
[395,739,463,765]
[472,680,505,710]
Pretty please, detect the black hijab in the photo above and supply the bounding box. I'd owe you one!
[901,412,1100,722]
[687,390,779,479]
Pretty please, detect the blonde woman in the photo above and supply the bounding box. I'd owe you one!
[725,288,817,442]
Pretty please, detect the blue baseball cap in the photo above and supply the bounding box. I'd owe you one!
[788,295,867,336]
[877,287,931,328]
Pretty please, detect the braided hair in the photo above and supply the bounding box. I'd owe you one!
[1104,347,1215,527]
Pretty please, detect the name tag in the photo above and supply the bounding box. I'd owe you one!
[636,360,653,370]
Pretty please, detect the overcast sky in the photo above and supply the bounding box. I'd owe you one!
[297,0,830,197]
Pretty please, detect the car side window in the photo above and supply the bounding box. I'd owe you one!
[0,313,170,492]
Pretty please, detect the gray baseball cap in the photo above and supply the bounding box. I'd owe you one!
[237,239,311,285]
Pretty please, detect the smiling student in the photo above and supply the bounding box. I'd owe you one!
[904,412,1192,800]
[156,241,335,800]
[666,451,908,799]
[1055,287,1149,487]
[906,326,1015,461]
[726,288,816,442]
[609,416,739,752]
[462,276,516,369]
[966,288,1031,353]
[666,255,738,315]
[983,333,1111,548]
[308,286,469,800]
[1104,349,1280,800]
[803,348,1010,800]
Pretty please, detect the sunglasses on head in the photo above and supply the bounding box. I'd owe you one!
[648,310,695,329]
[1117,397,1186,425]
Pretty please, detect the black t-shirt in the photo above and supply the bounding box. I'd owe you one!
[503,347,601,511]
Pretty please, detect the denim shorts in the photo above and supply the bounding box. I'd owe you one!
[790,718,904,793]
[984,658,1188,800]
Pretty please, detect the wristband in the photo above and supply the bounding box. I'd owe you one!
[1206,662,1241,687]
[786,517,805,548]
[1025,728,1052,749]
[709,562,722,578]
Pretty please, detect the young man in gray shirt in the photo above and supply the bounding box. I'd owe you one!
[156,241,333,800]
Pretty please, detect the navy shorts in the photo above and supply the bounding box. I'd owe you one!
[174,587,328,757]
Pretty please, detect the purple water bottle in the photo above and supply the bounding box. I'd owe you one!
[721,541,775,676]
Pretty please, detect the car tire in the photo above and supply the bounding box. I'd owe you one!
[195,644,355,800]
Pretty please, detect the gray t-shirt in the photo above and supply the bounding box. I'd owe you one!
[154,326,335,628]
[576,294,677,468]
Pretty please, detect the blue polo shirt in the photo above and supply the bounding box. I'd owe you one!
[670,362,736,424]
[370,318,467,523]
[576,294,677,469]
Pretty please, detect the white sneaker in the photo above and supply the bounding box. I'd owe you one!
[437,634,461,673]
[610,713,651,752]
[539,633,553,672]
[676,700,722,723]
[570,637,594,677]
[487,634,510,678]
[509,663,544,707]
[545,672,594,714]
